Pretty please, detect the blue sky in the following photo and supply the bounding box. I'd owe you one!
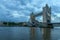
[0,0,60,22]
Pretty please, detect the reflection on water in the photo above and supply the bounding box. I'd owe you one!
[42,28,51,40]
[0,27,60,40]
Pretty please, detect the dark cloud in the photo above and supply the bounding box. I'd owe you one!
[0,0,60,22]
[52,6,60,13]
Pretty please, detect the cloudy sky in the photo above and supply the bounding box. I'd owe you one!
[0,0,60,22]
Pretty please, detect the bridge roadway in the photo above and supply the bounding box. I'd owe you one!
[0,22,60,28]
[34,12,42,17]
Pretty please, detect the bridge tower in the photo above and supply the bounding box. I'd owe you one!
[43,4,51,24]
[30,12,35,23]
[42,4,51,40]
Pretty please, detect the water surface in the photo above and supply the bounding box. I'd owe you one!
[0,27,60,40]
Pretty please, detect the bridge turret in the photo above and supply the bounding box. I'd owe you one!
[43,4,51,24]
[46,4,49,9]
[30,12,35,23]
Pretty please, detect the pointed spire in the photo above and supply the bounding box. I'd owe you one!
[30,12,34,16]
[46,4,49,8]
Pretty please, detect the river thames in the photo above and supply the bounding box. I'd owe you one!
[0,27,60,40]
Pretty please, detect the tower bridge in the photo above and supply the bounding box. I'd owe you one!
[0,4,60,40]
[34,12,42,17]
[0,4,60,28]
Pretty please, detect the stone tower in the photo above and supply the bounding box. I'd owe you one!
[43,4,51,24]
[30,12,35,23]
